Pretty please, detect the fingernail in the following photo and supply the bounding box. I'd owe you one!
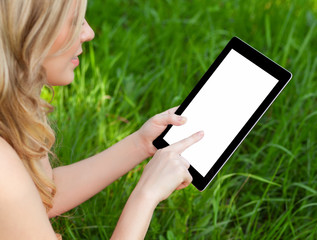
[178,116,187,123]
[197,131,204,137]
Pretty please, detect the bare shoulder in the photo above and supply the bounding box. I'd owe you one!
[0,137,57,239]
[0,137,20,163]
[0,137,27,186]
[0,137,31,192]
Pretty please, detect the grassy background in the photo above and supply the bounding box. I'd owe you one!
[46,0,317,239]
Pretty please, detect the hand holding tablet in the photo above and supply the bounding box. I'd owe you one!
[153,37,292,191]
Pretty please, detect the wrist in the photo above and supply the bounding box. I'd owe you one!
[132,183,160,209]
[134,130,156,159]
[112,178,158,239]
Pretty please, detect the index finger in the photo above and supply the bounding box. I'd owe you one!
[169,131,204,154]
[161,105,180,115]
[167,105,180,114]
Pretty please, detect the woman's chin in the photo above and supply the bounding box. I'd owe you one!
[47,73,75,86]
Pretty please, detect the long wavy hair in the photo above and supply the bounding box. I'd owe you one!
[0,0,87,212]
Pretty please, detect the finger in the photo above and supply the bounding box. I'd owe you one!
[170,131,204,154]
[179,156,190,169]
[176,181,190,190]
[176,172,193,190]
[167,106,180,114]
[154,112,187,126]
[160,106,180,115]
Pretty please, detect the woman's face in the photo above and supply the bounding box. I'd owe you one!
[43,10,95,86]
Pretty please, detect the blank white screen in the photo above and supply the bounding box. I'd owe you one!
[163,49,278,177]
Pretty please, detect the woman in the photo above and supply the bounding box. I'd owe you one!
[0,0,204,239]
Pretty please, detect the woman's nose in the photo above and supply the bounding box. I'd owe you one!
[80,19,95,43]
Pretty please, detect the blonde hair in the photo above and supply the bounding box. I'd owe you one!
[0,0,87,212]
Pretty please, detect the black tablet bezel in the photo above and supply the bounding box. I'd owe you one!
[152,36,292,191]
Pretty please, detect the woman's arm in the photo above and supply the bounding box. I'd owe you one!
[111,187,157,240]
[49,107,186,218]
[49,131,148,217]
[111,131,204,239]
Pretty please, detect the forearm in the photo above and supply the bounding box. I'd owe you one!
[110,130,203,238]
[111,186,157,240]
[49,131,150,217]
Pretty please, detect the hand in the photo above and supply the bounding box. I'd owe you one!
[137,106,187,158]
[134,131,204,205]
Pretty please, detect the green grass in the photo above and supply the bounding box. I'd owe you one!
[45,0,317,239]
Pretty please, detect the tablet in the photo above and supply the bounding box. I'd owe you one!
[152,36,292,191]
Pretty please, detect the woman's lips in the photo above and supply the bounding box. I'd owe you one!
[71,56,79,67]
